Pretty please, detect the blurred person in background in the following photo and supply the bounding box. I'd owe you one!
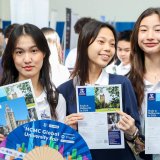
[41,27,70,87]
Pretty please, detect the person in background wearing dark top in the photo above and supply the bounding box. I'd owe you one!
[65,17,94,72]
[58,20,140,160]
[129,7,160,160]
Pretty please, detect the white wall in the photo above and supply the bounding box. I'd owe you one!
[0,0,10,20]
[0,0,160,22]
[49,0,160,22]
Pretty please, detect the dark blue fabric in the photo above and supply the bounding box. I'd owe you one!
[58,74,140,160]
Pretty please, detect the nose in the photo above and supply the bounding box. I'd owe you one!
[120,50,126,56]
[23,53,32,63]
[104,42,111,52]
[146,30,154,40]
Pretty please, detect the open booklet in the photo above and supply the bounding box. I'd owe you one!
[76,85,124,149]
[0,79,38,137]
[145,92,160,154]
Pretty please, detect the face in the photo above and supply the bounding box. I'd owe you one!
[13,35,45,81]
[117,40,131,65]
[138,13,160,55]
[87,27,115,69]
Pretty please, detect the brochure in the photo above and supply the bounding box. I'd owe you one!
[0,120,92,160]
[76,85,124,149]
[0,79,38,137]
[145,92,160,154]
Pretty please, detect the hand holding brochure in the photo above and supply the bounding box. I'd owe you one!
[76,85,124,149]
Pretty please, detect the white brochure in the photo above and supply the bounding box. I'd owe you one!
[76,85,124,149]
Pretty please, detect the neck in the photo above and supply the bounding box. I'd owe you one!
[145,55,160,72]
[144,55,160,84]
[87,66,102,85]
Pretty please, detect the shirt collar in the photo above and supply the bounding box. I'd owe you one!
[95,69,109,85]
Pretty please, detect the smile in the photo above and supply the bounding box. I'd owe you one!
[23,66,33,71]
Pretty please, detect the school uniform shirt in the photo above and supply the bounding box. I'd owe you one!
[36,91,66,122]
[106,63,130,75]
[58,69,140,160]
[116,63,131,75]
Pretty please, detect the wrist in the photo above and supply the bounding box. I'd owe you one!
[125,128,139,142]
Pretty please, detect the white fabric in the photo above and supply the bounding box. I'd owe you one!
[65,48,77,70]
[85,69,109,86]
[36,91,66,122]
[105,62,117,74]
[51,64,70,87]
[116,63,130,75]
[49,44,70,87]
[105,62,130,75]
[95,69,109,85]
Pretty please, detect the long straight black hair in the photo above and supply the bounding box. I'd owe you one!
[0,23,58,119]
[71,20,117,85]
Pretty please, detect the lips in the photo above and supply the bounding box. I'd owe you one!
[23,66,33,71]
[100,54,110,61]
[144,43,158,47]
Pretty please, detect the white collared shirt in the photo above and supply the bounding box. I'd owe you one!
[36,91,66,122]
[106,63,130,75]
[85,69,109,86]
[116,63,130,75]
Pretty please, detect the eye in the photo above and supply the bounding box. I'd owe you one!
[139,28,147,32]
[32,48,38,53]
[155,29,160,32]
[110,43,115,47]
[97,40,104,44]
[15,50,23,55]
[117,48,122,51]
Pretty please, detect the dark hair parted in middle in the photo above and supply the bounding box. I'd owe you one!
[71,20,117,85]
[1,23,58,119]
[129,7,160,109]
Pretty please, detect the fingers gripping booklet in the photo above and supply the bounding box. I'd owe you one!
[76,85,125,149]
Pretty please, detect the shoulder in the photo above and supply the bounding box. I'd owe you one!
[58,79,73,89]
[109,74,131,85]
[57,79,74,96]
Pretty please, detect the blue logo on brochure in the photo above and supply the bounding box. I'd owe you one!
[148,93,156,101]
[78,88,86,96]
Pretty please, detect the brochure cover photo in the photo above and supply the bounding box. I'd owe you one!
[76,85,124,149]
[0,120,92,160]
[0,79,38,136]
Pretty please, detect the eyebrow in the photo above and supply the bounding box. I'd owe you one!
[97,36,115,41]
[14,45,37,50]
[139,24,160,28]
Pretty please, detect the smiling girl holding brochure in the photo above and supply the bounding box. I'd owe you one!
[58,20,140,160]
[129,7,160,160]
[0,23,66,142]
